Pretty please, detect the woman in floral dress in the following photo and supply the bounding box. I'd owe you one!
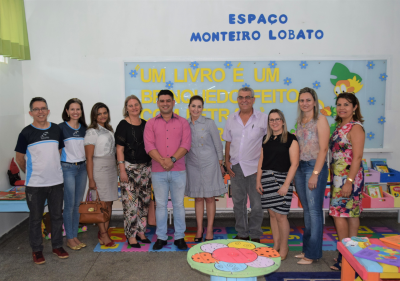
[329,92,365,271]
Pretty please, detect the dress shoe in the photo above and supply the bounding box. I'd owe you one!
[153,239,167,250]
[136,235,151,244]
[250,238,260,243]
[174,238,188,250]
[233,235,249,240]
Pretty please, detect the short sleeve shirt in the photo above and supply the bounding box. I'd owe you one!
[84,125,115,157]
[261,133,297,173]
[15,123,64,187]
[59,122,86,163]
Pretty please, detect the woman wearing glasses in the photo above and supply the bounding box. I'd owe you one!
[59,98,88,250]
[256,109,299,261]
[294,87,330,265]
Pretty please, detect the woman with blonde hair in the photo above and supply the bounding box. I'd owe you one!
[115,95,152,248]
[256,109,299,260]
[293,87,330,265]
[84,102,118,247]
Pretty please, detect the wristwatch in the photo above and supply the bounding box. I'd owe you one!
[170,157,177,163]
[313,170,319,175]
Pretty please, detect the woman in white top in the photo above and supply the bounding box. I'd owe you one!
[59,98,88,251]
[84,102,118,247]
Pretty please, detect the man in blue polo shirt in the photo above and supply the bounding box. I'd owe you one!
[15,97,69,264]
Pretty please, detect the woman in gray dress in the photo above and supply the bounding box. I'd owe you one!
[84,102,118,247]
[185,96,226,242]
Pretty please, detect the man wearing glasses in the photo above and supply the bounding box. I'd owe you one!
[15,97,68,264]
[223,87,268,243]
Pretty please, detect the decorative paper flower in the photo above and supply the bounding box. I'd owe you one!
[378,116,386,124]
[368,97,376,105]
[367,132,375,140]
[367,61,375,69]
[165,81,174,89]
[379,73,388,81]
[268,61,277,68]
[284,77,292,86]
[313,81,321,89]
[242,83,250,88]
[190,61,199,70]
[224,61,232,69]
[129,70,138,78]
[300,61,308,69]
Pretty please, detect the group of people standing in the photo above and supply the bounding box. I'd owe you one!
[15,87,365,271]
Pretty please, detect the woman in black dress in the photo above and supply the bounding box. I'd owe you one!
[256,109,299,261]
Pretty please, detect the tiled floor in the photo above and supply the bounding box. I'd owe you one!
[0,213,399,281]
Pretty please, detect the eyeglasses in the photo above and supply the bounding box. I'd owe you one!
[32,107,48,113]
[238,96,254,101]
[269,118,282,123]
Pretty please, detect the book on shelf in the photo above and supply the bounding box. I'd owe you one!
[366,185,383,198]
[371,158,390,173]
[362,159,369,173]
[387,183,400,198]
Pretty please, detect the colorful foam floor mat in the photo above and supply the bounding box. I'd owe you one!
[94,225,400,253]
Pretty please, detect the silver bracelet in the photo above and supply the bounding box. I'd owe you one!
[117,161,125,164]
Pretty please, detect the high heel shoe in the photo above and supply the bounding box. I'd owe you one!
[294,253,305,259]
[128,241,141,249]
[99,231,116,247]
[136,235,151,244]
[194,228,204,243]
[297,258,317,265]
[280,250,289,261]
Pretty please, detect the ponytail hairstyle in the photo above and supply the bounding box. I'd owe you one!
[335,92,364,124]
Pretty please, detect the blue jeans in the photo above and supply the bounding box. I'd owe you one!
[152,171,186,241]
[62,162,88,240]
[294,159,328,260]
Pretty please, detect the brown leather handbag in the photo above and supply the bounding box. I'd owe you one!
[79,190,110,224]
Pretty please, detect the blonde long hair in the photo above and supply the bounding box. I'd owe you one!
[296,87,319,125]
[263,109,288,144]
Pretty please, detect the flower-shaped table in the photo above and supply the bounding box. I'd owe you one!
[187,239,281,281]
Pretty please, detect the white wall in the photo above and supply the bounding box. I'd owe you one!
[0,59,29,237]
[1,0,398,237]
[21,0,400,166]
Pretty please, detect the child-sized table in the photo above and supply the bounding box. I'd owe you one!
[187,239,281,281]
[338,238,400,281]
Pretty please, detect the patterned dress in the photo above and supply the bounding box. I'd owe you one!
[329,121,364,218]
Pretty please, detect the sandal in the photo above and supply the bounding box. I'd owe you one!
[330,261,342,271]
[194,228,204,243]
[331,253,342,271]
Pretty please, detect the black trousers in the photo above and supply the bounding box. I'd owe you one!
[25,184,64,252]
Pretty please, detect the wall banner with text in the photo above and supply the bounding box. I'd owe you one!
[125,60,387,148]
